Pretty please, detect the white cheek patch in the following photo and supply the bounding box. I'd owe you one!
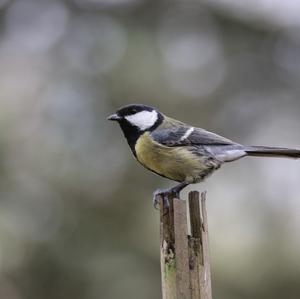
[125,110,158,130]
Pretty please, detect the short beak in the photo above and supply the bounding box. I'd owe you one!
[107,113,121,121]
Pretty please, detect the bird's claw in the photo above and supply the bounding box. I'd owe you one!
[152,189,171,210]
[152,183,188,210]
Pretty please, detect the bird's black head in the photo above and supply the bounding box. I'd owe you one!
[108,104,163,153]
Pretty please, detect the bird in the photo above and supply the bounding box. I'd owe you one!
[108,104,300,208]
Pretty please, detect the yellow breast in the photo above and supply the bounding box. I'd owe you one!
[135,132,204,182]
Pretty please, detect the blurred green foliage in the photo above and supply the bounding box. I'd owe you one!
[0,0,300,298]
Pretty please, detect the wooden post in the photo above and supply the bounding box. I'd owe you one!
[159,191,212,299]
[189,191,212,299]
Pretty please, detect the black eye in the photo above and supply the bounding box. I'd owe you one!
[131,109,138,114]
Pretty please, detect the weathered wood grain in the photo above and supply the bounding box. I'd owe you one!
[159,191,212,299]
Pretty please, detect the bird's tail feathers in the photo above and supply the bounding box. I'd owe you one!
[245,146,300,159]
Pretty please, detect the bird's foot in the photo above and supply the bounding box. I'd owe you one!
[152,185,186,210]
[152,188,172,210]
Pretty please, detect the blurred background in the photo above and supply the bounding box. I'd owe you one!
[0,0,300,298]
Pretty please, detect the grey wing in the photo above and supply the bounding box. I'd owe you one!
[151,126,247,162]
[151,126,235,146]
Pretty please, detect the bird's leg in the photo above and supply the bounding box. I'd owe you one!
[152,182,189,209]
[170,182,189,197]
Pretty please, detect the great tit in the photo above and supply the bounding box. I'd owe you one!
[108,104,300,207]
